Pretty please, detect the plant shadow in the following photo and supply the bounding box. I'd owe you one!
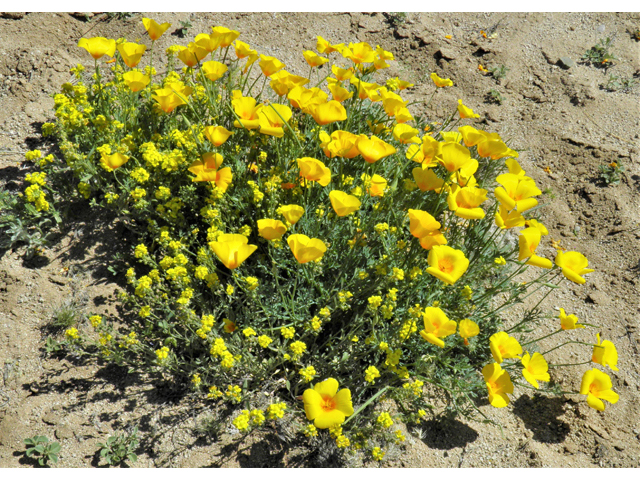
[512,393,570,443]
[419,415,479,450]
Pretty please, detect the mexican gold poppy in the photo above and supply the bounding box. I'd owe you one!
[201,61,228,82]
[209,234,257,270]
[555,251,594,285]
[303,378,353,429]
[430,72,453,87]
[203,126,232,147]
[426,245,469,285]
[257,219,287,240]
[122,71,150,92]
[329,190,361,217]
[142,18,171,41]
[298,157,331,187]
[117,42,146,68]
[78,37,116,60]
[489,331,522,364]
[483,363,514,408]
[287,234,327,264]
[419,307,457,348]
[521,352,550,389]
[100,152,129,170]
[279,205,304,224]
[355,135,396,164]
[580,369,619,411]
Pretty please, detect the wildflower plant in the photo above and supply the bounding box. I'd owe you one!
[11,19,617,460]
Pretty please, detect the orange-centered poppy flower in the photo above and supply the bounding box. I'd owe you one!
[142,18,171,41]
[555,251,594,285]
[303,378,354,429]
[117,42,147,68]
[201,60,228,82]
[257,219,287,240]
[203,126,232,147]
[489,331,522,364]
[426,245,469,285]
[209,233,257,270]
[122,71,150,92]
[287,234,327,264]
[298,157,331,187]
[78,37,116,60]
[329,190,361,217]
[419,307,457,348]
[483,363,514,408]
[100,152,129,170]
[580,368,619,411]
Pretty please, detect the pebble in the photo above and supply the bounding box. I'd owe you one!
[558,57,576,69]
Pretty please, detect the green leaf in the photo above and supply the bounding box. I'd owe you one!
[48,453,59,464]
[127,453,137,463]
[34,444,45,454]
[49,442,61,453]
[25,447,36,457]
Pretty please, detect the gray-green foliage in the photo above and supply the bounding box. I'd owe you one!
[97,427,139,466]
[24,436,61,466]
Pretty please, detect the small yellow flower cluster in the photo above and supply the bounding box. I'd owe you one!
[376,412,393,429]
[89,315,102,328]
[65,327,79,340]
[365,366,381,384]
[225,385,242,403]
[299,365,316,382]
[266,402,287,420]
[155,346,170,361]
[210,338,235,368]
[371,447,385,461]
[281,326,295,339]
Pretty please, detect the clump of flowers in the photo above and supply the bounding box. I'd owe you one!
[7,18,613,464]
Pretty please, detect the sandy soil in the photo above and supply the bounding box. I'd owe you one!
[0,12,639,467]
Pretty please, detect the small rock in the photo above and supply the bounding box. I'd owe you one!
[1,12,25,19]
[586,291,609,306]
[437,47,456,60]
[589,423,610,440]
[55,425,74,440]
[48,275,69,286]
[42,411,62,426]
[564,441,578,454]
[558,57,576,69]
[613,441,625,451]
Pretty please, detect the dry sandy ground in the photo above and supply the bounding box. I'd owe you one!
[0,12,639,467]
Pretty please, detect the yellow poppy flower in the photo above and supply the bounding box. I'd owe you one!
[122,71,150,92]
[555,251,594,285]
[258,103,292,138]
[447,184,488,220]
[287,234,327,264]
[407,209,441,239]
[176,43,209,67]
[194,33,222,53]
[355,135,396,164]
[201,60,228,82]
[426,245,469,285]
[458,319,479,345]
[270,70,309,97]
[210,26,240,48]
[327,80,353,103]
[521,352,550,389]
[288,86,328,112]
[494,204,526,229]
[257,219,287,240]
[430,72,453,87]
[77,37,116,60]
[232,96,263,130]
[142,18,171,41]
[323,130,359,159]
[559,308,585,330]
[209,234,257,270]
[393,124,420,144]
[494,173,541,213]
[419,307,457,348]
[331,64,353,81]
[152,82,192,113]
[234,40,257,59]
[580,368,619,411]
[317,37,344,54]
[483,363,514,408]
[343,42,376,63]
[308,101,347,126]
[489,331,522,363]
[418,231,448,250]
[100,152,129,170]
[259,54,285,77]
[203,126,232,147]
[279,205,305,224]
[457,99,480,119]
[439,142,472,172]
[303,50,329,67]
[298,157,331,187]
[303,378,354,429]
[360,173,387,197]
[329,190,361,217]
[592,334,618,371]
[116,42,146,68]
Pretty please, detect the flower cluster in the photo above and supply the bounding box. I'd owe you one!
[24,18,611,462]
